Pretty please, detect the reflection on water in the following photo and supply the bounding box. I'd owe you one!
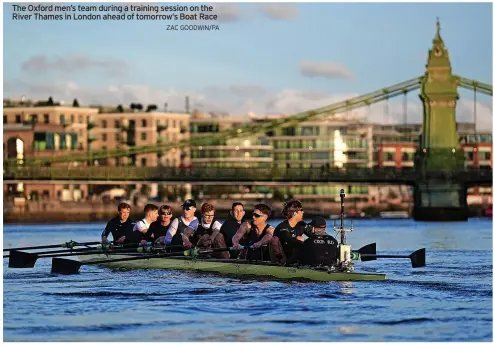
[3,218,493,342]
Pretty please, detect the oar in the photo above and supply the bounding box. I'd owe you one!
[4,241,101,252]
[352,243,376,257]
[359,248,426,268]
[51,247,235,275]
[4,246,100,258]
[7,245,146,268]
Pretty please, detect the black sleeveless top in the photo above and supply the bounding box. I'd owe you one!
[240,222,271,261]
[170,217,191,248]
[190,223,212,246]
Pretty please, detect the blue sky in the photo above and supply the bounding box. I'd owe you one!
[3,2,493,126]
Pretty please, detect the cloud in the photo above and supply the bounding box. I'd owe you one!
[4,79,491,131]
[300,60,354,80]
[21,54,128,77]
[258,3,297,20]
[229,84,268,98]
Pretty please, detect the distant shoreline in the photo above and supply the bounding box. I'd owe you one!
[4,203,490,224]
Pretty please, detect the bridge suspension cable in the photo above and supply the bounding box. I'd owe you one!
[457,76,492,96]
[8,76,424,166]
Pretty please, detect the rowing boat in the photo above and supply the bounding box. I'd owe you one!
[5,189,425,281]
[79,253,386,282]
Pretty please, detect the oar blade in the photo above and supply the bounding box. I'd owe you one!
[8,250,38,268]
[409,248,426,268]
[51,258,83,275]
[359,243,376,255]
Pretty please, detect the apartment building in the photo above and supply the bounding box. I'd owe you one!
[92,109,190,167]
[3,99,98,201]
[190,112,272,168]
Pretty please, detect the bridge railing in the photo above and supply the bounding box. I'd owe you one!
[3,165,491,184]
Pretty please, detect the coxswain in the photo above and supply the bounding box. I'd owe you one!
[270,199,311,265]
[101,202,137,244]
[298,216,339,267]
[146,204,173,245]
[163,199,199,249]
[232,203,274,261]
[190,202,228,258]
[133,204,159,243]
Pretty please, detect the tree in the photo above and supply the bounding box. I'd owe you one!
[116,104,124,113]
[130,103,136,112]
[146,104,157,112]
[72,99,80,107]
[47,97,54,106]
[136,103,143,111]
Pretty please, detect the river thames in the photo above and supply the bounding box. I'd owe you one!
[3,218,492,341]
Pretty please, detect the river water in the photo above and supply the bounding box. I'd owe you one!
[3,218,492,342]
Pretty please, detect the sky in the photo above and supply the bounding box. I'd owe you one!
[3,2,493,128]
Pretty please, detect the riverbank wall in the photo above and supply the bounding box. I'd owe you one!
[4,199,490,224]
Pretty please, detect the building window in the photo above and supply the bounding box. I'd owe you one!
[15,115,21,123]
[115,120,120,128]
[44,114,49,124]
[385,152,394,161]
[102,134,107,141]
[115,133,120,142]
[141,133,147,140]
[142,119,147,127]
[102,120,107,128]
[401,152,410,161]
[78,115,83,124]
[71,115,75,123]
[31,114,38,123]
[3,115,6,124]
[467,152,474,161]
[141,158,147,167]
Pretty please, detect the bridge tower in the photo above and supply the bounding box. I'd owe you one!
[413,18,467,221]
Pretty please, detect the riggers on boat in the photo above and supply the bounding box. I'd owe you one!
[5,189,426,282]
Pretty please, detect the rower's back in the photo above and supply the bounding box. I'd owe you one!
[299,233,338,267]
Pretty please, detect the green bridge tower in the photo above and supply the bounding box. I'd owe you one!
[414,18,467,221]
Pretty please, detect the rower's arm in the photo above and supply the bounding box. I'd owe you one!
[232,222,249,246]
[164,219,179,245]
[277,228,304,246]
[183,226,194,239]
[101,221,112,242]
[209,221,222,242]
[255,226,274,247]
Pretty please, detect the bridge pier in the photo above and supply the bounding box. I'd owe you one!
[413,181,468,221]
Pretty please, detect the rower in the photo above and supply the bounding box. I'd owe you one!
[190,203,227,258]
[218,202,246,247]
[132,204,159,243]
[270,199,311,265]
[232,203,275,261]
[298,216,338,267]
[162,199,199,250]
[101,202,137,244]
[148,205,173,244]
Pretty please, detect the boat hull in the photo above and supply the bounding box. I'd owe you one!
[79,253,386,282]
